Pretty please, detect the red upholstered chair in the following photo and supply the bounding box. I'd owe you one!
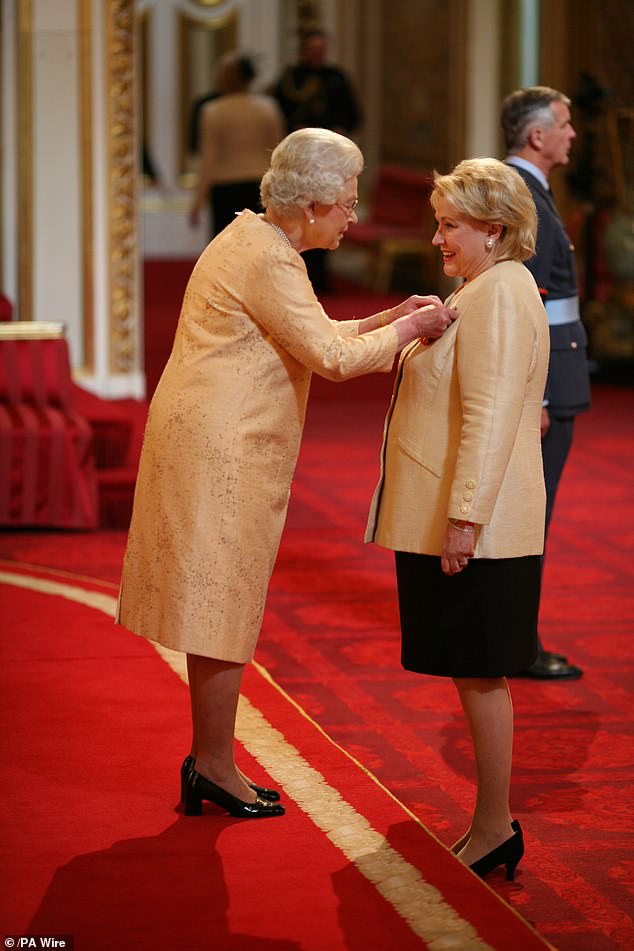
[0,293,12,321]
[0,322,98,528]
[344,165,437,292]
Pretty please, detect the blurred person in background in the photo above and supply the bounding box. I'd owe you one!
[271,31,362,291]
[190,52,285,239]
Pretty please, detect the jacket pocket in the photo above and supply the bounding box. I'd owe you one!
[397,437,442,478]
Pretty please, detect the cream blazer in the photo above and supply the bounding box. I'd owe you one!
[366,260,550,559]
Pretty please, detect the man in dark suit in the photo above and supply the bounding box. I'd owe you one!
[501,86,591,679]
[271,30,361,136]
[271,30,362,291]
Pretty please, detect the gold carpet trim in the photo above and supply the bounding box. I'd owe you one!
[253,658,439,831]
[2,568,497,950]
[234,696,490,950]
[0,559,120,590]
[0,570,118,616]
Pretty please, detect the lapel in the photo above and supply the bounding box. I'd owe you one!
[511,164,563,222]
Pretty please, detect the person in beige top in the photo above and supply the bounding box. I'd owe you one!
[190,52,285,238]
[117,129,457,821]
[366,158,549,879]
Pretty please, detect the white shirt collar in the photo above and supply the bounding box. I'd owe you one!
[506,156,550,192]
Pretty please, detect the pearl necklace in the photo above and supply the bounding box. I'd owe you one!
[263,216,292,247]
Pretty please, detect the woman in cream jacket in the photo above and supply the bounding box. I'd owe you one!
[366,158,549,880]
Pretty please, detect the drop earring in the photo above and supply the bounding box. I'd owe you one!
[309,217,315,225]
[486,237,494,250]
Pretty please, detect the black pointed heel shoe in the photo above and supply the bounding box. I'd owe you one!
[180,755,195,804]
[184,769,285,818]
[469,822,524,881]
[451,818,521,856]
[179,755,281,804]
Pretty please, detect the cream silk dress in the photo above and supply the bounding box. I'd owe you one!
[116,210,399,662]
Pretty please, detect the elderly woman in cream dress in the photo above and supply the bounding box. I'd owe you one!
[117,128,457,820]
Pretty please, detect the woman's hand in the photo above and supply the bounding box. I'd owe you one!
[389,294,444,320]
[441,522,475,576]
[417,301,459,340]
[392,302,458,348]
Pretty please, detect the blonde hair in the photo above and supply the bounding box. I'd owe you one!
[430,157,537,262]
[260,128,363,213]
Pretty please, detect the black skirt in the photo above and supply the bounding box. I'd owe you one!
[395,551,540,678]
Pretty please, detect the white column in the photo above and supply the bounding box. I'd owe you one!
[519,0,539,87]
[32,0,83,362]
[465,0,502,159]
[240,0,281,89]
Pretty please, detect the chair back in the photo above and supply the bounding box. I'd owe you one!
[370,165,434,229]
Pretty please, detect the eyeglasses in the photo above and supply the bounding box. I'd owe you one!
[335,198,359,218]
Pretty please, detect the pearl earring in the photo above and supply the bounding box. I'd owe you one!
[309,217,315,225]
[486,237,494,250]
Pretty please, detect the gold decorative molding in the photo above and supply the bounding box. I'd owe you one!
[17,0,33,323]
[106,0,138,374]
[79,0,94,372]
[0,321,65,340]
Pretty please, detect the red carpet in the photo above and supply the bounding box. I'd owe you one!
[1,566,548,950]
[1,379,633,949]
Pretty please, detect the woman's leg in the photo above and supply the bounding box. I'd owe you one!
[187,653,256,802]
[452,676,515,865]
[186,654,198,760]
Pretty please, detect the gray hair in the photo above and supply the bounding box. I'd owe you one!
[501,86,571,153]
[260,128,363,214]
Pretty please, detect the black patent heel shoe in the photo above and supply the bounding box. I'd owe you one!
[452,818,521,856]
[469,822,524,881]
[180,755,195,804]
[180,755,281,804]
[184,769,285,818]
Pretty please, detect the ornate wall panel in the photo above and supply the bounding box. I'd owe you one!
[549,0,634,363]
[560,0,634,202]
[106,0,138,374]
[379,0,466,171]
